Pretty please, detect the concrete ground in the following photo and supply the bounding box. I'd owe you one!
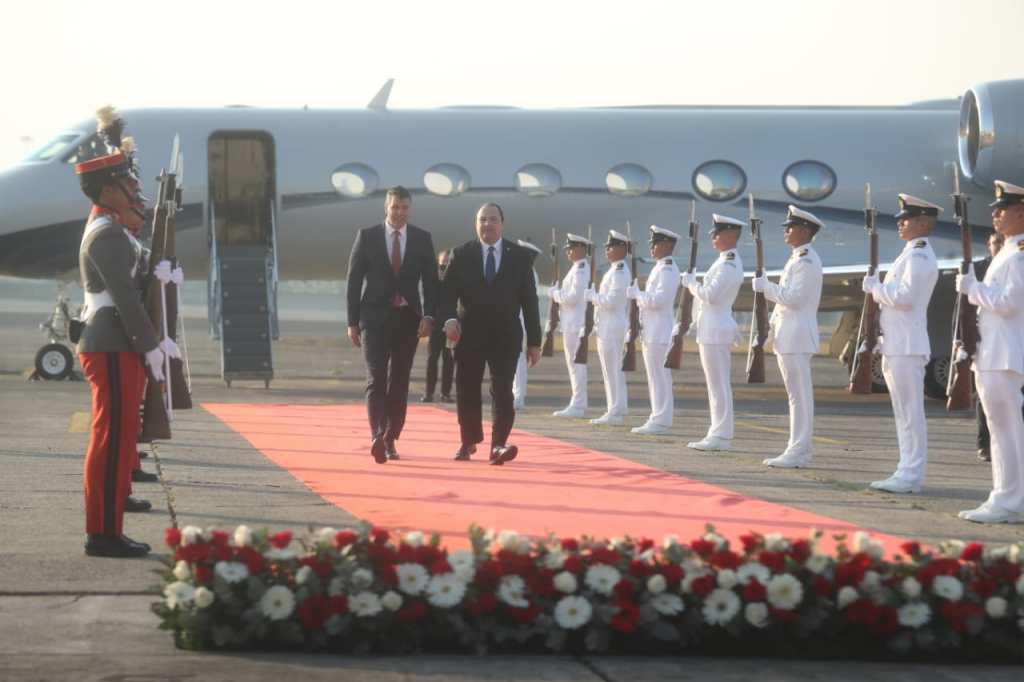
[0,306,1021,680]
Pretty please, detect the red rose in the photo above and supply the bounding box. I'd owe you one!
[297,594,330,630]
[690,539,715,558]
[194,564,212,585]
[758,551,786,574]
[178,543,210,564]
[589,547,621,565]
[564,555,584,574]
[370,527,390,545]
[690,574,716,598]
[299,557,332,580]
[560,538,579,551]
[710,550,741,570]
[637,538,655,551]
[868,605,898,635]
[378,563,398,587]
[397,544,418,562]
[164,527,182,548]
[900,541,921,557]
[661,564,684,586]
[835,562,866,587]
[334,530,358,548]
[475,560,504,589]
[960,543,984,562]
[769,607,800,624]
[627,560,650,578]
[397,600,428,623]
[613,579,635,600]
[528,570,556,597]
[845,598,876,626]
[476,593,498,612]
[268,530,292,549]
[209,530,230,547]
[237,546,264,574]
[507,602,541,624]
[739,533,763,554]
[610,600,640,633]
[789,540,811,564]
[328,595,348,615]
[940,600,983,633]
[430,559,451,575]
[812,576,832,598]
[987,561,1022,583]
[742,580,766,602]
[969,576,998,598]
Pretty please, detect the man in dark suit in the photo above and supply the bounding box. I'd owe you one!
[441,203,541,465]
[347,186,439,463]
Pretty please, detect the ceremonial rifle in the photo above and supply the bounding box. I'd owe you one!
[541,228,560,357]
[848,183,881,394]
[621,221,639,372]
[946,164,977,411]
[140,137,192,442]
[746,194,769,383]
[573,225,596,364]
[665,201,698,369]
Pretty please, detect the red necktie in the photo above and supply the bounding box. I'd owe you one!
[391,231,403,306]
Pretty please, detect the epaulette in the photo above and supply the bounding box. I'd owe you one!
[798,249,809,258]
[913,240,926,249]
[1018,241,1024,252]
[725,252,736,261]
[615,262,625,270]
[664,258,673,265]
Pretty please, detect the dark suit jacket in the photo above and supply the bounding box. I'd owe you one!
[346,224,438,330]
[440,239,541,351]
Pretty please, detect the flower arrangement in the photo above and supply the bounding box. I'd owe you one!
[153,523,1024,661]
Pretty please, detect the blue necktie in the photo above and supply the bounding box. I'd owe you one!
[485,246,496,286]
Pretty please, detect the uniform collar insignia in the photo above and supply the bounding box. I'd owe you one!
[913,239,927,248]
[663,258,673,265]
[725,251,736,260]
[798,248,809,257]
[1018,240,1024,252]
[615,261,624,269]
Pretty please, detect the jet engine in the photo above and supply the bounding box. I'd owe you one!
[958,79,1024,189]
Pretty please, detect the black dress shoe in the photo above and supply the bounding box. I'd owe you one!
[123,535,152,552]
[385,437,399,460]
[490,444,518,466]
[125,496,152,513]
[85,534,150,558]
[440,394,454,404]
[978,448,991,462]
[131,468,159,483]
[421,394,435,403]
[371,436,388,464]
[454,444,476,461]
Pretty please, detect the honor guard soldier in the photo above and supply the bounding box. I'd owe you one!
[550,233,591,417]
[75,122,174,557]
[682,214,744,451]
[862,194,940,493]
[586,230,631,425]
[513,239,543,409]
[753,206,823,467]
[626,225,682,435]
[956,180,1024,523]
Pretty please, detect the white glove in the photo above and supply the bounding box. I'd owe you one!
[955,269,977,295]
[153,260,184,285]
[752,276,767,293]
[861,274,879,294]
[160,337,181,359]
[680,272,697,288]
[548,286,561,303]
[584,285,597,303]
[144,347,166,382]
[625,280,639,299]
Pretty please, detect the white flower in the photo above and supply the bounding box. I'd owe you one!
[497,530,529,554]
[651,592,685,616]
[584,564,621,596]
[932,575,964,601]
[837,586,859,609]
[233,525,253,547]
[349,591,382,617]
[403,531,425,547]
[986,596,1008,619]
[646,574,667,594]
[703,531,727,550]
[264,547,297,561]
[767,574,804,611]
[315,527,338,543]
[702,588,741,626]
[325,614,343,635]
[717,569,738,590]
[259,585,295,621]
[214,561,248,584]
[554,596,592,629]
[737,562,771,586]
[859,570,881,593]
[295,565,315,586]
[194,587,215,609]
[806,554,831,575]
[897,602,931,629]
[853,531,884,559]
[396,563,429,596]
[745,602,769,629]
[554,571,579,594]
[426,573,466,608]
[172,561,191,581]
[328,576,345,596]
[448,549,476,582]
[609,537,628,551]
[498,575,529,608]
[181,526,204,545]
[351,568,373,590]
[764,533,789,552]
[1008,544,1020,564]
[381,590,403,611]
[662,535,680,551]
[164,581,195,609]
[901,577,922,599]
[543,550,567,570]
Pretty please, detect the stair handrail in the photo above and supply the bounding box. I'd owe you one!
[267,196,280,340]
[207,200,222,339]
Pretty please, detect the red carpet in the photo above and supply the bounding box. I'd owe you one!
[203,403,908,555]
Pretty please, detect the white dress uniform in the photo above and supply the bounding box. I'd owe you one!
[588,236,631,424]
[958,181,1024,523]
[685,220,744,450]
[513,263,541,409]
[757,206,823,467]
[550,236,591,417]
[628,227,682,434]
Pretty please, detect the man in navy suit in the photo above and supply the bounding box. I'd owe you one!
[346,186,439,463]
[441,203,542,465]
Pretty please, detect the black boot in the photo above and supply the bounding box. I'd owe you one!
[131,468,159,483]
[125,496,152,513]
[85,534,150,558]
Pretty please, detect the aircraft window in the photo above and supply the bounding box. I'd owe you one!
[692,160,747,202]
[331,163,379,198]
[424,163,470,197]
[515,163,562,197]
[606,163,652,197]
[22,132,82,162]
[783,160,836,202]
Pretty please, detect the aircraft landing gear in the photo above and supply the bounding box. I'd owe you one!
[29,288,82,382]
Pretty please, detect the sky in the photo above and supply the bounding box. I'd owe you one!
[0,0,1020,168]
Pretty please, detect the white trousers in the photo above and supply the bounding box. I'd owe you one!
[881,354,928,484]
[698,343,733,440]
[776,353,814,455]
[976,369,1024,513]
[641,341,673,427]
[513,351,527,405]
[562,328,588,410]
[597,334,628,417]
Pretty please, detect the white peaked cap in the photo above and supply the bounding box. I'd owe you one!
[896,193,943,218]
[782,205,824,230]
[649,224,681,241]
[565,233,592,246]
[606,229,630,243]
[711,214,745,229]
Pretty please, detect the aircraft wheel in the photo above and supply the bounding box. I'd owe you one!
[924,357,949,401]
[35,343,74,381]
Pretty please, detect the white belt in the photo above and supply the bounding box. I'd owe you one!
[82,290,114,320]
